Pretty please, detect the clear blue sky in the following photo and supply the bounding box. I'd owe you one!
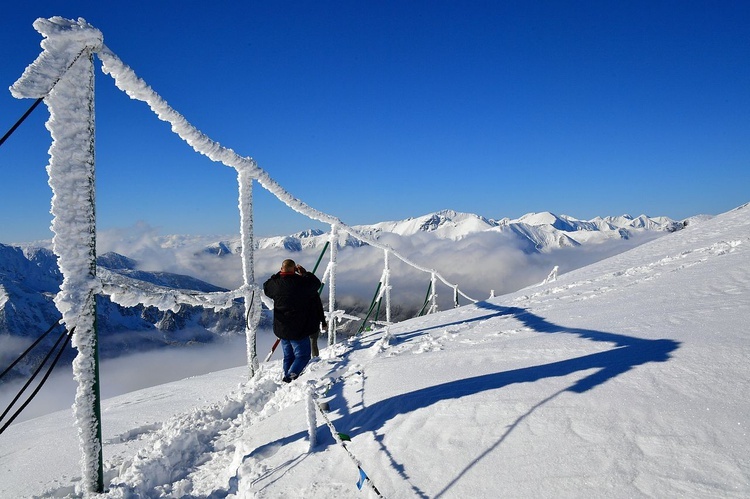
[2,1,748,243]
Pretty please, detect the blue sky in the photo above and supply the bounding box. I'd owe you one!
[1,1,748,243]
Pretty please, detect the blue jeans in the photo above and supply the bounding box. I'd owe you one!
[281,337,312,379]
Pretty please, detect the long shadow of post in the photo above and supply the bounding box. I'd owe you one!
[345,302,679,419]
[241,301,680,496]
[334,301,679,494]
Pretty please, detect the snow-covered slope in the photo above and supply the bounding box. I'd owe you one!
[2,203,747,498]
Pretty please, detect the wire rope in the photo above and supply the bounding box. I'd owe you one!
[0,327,74,433]
[0,318,62,381]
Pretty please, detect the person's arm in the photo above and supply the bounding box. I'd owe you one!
[298,267,322,290]
[263,274,279,298]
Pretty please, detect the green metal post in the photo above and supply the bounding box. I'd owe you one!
[418,281,432,317]
[313,240,330,274]
[358,281,382,334]
[91,295,104,492]
[86,50,104,493]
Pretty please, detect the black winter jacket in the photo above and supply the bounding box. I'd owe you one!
[263,272,323,341]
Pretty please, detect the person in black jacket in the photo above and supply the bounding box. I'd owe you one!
[263,259,324,382]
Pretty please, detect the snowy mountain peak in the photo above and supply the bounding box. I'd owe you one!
[293,228,326,239]
[97,252,138,270]
[355,209,498,240]
[514,211,578,231]
[414,210,495,236]
[203,241,236,257]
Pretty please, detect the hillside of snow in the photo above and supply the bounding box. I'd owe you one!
[1,202,747,497]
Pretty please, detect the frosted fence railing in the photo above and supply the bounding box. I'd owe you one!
[11,16,476,495]
[95,44,479,311]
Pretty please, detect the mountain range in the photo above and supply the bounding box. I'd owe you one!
[212,209,688,255]
[1,209,690,379]
[0,245,246,379]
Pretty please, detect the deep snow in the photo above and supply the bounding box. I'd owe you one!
[2,202,748,498]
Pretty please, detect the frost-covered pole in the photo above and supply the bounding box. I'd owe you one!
[429,272,438,314]
[238,168,260,376]
[306,386,317,451]
[12,17,105,494]
[383,249,392,324]
[328,225,338,346]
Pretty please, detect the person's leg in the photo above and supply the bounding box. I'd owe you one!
[310,332,319,358]
[280,339,295,379]
[288,338,312,379]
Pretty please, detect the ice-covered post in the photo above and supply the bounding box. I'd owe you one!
[328,225,338,345]
[383,249,392,324]
[11,17,105,494]
[306,386,317,451]
[429,271,438,314]
[238,168,261,376]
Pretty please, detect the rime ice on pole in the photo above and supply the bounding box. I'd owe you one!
[11,16,105,495]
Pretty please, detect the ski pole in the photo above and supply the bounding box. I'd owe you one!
[265,339,280,362]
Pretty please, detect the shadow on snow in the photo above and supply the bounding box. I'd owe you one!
[247,301,680,496]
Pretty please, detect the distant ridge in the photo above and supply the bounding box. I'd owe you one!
[239,209,687,254]
[0,246,245,379]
